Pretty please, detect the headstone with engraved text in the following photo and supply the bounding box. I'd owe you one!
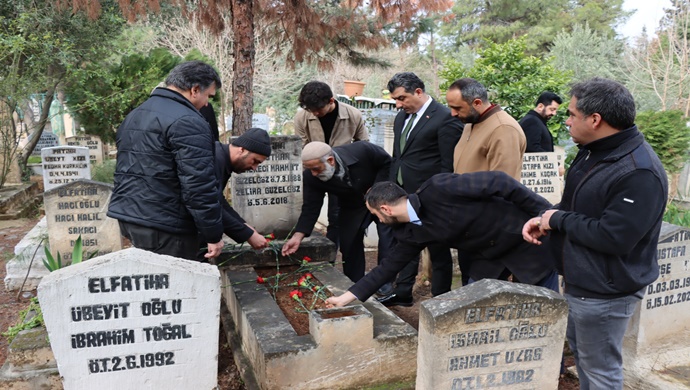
[41,146,91,191]
[231,135,302,237]
[520,152,561,204]
[37,248,220,390]
[30,131,60,156]
[66,135,105,165]
[44,180,121,264]
[623,223,690,388]
[416,279,567,390]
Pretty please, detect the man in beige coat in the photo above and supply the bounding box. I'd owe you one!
[446,77,526,285]
[294,80,369,255]
[446,78,525,180]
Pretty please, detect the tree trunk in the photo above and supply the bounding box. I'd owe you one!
[230,0,255,136]
[19,87,55,170]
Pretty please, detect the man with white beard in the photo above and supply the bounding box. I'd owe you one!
[281,141,394,282]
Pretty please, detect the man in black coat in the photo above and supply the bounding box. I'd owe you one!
[325,171,558,307]
[213,128,272,249]
[281,141,394,282]
[519,91,562,153]
[382,72,464,306]
[108,61,224,260]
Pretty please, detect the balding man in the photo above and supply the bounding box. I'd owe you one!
[281,141,394,282]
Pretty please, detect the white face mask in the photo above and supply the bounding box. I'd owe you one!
[317,162,335,181]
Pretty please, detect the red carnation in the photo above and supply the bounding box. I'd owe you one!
[256,276,265,284]
[302,256,312,263]
[304,272,314,280]
[289,290,303,301]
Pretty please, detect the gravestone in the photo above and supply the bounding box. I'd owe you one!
[38,248,221,390]
[520,152,561,205]
[41,146,91,191]
[623,223,690,389]
[30,131,59,156]
[65,135,105,165]
[251,114,270,131]
[417,279,567,390]
[231,135,302,237]
[43,180,121,264]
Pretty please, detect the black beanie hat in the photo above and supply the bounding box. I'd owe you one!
[232,127,272,157]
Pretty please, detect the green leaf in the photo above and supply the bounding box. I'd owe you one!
[72,235,83,265]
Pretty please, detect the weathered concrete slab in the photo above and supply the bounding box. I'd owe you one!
[221,262,417,390]
[216,236,336,267]
[416,279,567,390]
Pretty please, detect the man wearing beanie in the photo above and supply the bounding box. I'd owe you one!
[213,128,272,249]
[109,61,224,260]
[281,141,395,282]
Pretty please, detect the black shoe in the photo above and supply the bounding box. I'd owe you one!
[376,293,413,307]
[375,282,394,297]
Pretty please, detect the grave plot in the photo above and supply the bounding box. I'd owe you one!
[220,237,418,390]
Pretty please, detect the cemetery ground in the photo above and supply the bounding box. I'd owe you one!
[0,220,578,389]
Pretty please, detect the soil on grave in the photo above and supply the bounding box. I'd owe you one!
[254,264,332,336]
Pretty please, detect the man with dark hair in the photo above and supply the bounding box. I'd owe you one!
[523,78,668,389]
[446,77,527,286]
[325,171,557,307]
[108,60,224,260]
[447,78,525,179]
[378,72,463,306]
[213,128,272,249]
[281,141,394,282]
[519,91,563,152]
[294,80,369,253]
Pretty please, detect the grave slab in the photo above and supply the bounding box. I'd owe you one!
[41,146,91,191]
[4,216,49,291]
[43,180,121,265]
[65,135,105,165]
[231,135,302,237]
[520,152,561,205]
[417,279,567,390]
[29,131,59,156]
[221,260,417,390]
[215,236,336,266]
[37,248,221,390]
[623,223,690,389]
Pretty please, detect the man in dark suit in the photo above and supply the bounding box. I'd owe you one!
[381,72,464,306]
[281,141,394,282]
[519,91,562,153]
[325,172,558,307]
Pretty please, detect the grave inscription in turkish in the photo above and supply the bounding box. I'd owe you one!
[41,146,91,191]
[44,179,121,264]
[231,135,302,237]
[66,135,105,164]
[417,279,567,390]
[520,152,561,204]
[38,248,221,389]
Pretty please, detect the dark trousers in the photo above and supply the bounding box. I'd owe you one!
[339,207,394,283]
[326,194,340,251]
[393,243,453,299]
[118,221,200,261]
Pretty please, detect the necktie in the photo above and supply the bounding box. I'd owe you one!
[397,113,417,185]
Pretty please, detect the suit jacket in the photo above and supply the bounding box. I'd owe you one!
[294,102,369,146]
[295,141,391,235]
[519,110,554,152]
[349,171,555,301]
[390,99,463,192]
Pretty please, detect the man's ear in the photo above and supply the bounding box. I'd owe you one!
[326,156,336,166]
[591,113,602,128]
[380,204,393,216]
[536,103,544,111]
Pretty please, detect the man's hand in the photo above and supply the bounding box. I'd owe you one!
[281,233,305,256]
[325,291,357,308]
[246,232,269,250]
[204,240,225,258]
[522,217,546,245]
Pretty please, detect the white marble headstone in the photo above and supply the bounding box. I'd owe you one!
[41,146,91,191]
[520,152,561,205]
[38,248,221,390]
